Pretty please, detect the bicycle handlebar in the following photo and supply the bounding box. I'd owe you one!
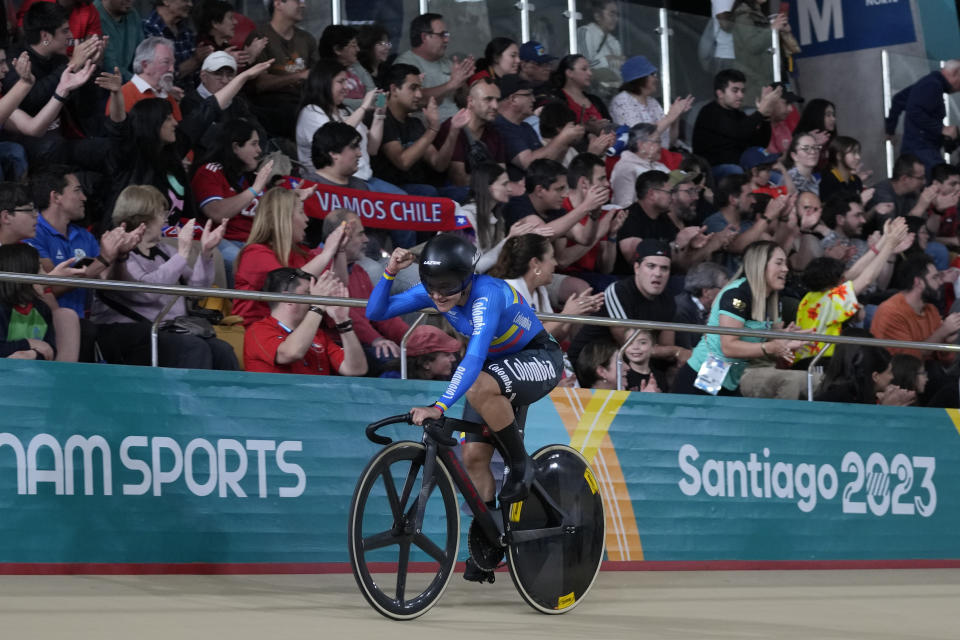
[365,413,413,445]
[364,413,458,447]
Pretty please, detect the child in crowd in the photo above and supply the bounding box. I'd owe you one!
[740,146,794,198]
[819,136,869,204]
[623,328,666,392]
[0,244,78,361]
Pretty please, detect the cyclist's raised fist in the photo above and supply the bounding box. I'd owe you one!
[387,247,417,274]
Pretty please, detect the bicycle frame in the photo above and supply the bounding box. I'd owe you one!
[357,413,607,618]
[365,414,573,549]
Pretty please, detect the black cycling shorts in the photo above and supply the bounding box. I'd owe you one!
[462,331,562,444]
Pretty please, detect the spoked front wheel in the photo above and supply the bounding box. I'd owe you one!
[506,445,606,614]
[348,442,460,620]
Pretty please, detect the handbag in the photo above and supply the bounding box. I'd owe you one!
[160,315,216,339]
[97,241,223,340]
[98,290,216,338]
[96,246,217,339]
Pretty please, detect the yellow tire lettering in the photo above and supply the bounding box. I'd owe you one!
[584,468,598,495]
[557,592,576,609]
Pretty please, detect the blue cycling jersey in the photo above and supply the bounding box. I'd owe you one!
[366,272,546,412]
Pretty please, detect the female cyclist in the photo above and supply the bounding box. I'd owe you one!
[366,233,563,508]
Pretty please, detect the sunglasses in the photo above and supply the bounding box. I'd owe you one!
[286,269,315,287]
[423,277,468,297]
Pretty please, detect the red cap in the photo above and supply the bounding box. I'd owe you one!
[407,326,462,357]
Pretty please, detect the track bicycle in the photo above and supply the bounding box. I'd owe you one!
[348,411,606,620]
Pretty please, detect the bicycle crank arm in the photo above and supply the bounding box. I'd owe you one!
[507,526,567,544]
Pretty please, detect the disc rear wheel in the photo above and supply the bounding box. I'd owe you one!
[506,445,605,614]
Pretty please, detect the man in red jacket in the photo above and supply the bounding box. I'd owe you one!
[244,267,367,376]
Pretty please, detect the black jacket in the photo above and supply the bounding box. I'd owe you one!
[103,95,223,228]
[692,101,771,166]
[2,44,104,137]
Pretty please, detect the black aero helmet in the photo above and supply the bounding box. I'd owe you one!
[419,233,479,296]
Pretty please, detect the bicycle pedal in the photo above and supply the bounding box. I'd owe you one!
[463,571,495,584]
[463,558,496,584]
[468,519,505,571]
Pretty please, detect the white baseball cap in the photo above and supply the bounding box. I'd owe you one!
[201,51,237,73]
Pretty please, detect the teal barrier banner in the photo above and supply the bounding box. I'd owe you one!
[0,359,958,569]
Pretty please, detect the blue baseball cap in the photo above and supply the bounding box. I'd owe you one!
[740,147,781,170]
[519,41,556,64]
[620,56,658,83]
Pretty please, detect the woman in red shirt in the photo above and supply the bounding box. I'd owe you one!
[233,186,347,326]
[551,54,611,127]
[191,119,273,283]
[468,37,520,85]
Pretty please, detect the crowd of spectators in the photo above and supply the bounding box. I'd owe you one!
[3,0,960,409]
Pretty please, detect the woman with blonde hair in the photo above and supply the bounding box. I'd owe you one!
[233,187,347,326]
[674,240,809,396]
[90,185,239,370]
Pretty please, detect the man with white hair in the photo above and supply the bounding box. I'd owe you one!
[109,36,182,119]
[674,261,728,350]
[887,59,960,177]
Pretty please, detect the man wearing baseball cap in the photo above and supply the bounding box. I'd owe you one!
[518,41,555,89]
[188,52,237,106]
[184,50,267,159]
[495,74,579,171]
[567,238,687,369]
[667,169,737,269]
[667,169,700,226]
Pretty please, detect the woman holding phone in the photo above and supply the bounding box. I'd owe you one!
[295,59,402,194]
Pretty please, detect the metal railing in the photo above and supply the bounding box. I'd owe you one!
[4,271,959,402]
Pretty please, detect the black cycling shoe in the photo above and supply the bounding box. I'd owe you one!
[498,454,535,504]
[463,557,495,584]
